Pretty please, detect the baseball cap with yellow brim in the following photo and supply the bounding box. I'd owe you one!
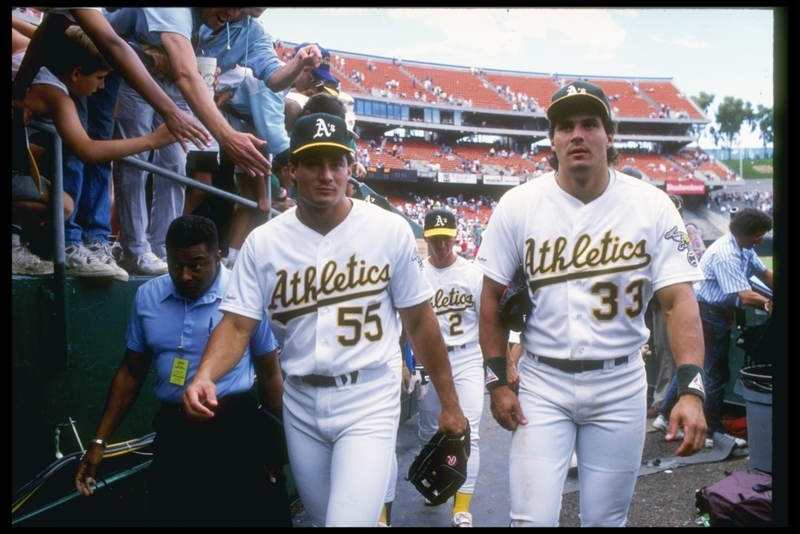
[290,113,355,156]
[546,81,612,122]
[423,209,458,238]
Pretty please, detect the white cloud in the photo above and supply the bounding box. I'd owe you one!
[650,33,664,43]
[673,36,711,49]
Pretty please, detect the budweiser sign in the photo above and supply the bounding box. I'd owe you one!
[666,180,706,195]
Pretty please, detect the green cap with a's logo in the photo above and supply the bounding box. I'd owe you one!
[290,113,355,156]
[546,81,612,122]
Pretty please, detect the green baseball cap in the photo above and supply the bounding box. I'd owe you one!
[546,81,612,122]
[290,113,355,156]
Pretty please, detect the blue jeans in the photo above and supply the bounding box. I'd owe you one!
[659,302,730,437]
[62,71,121,247]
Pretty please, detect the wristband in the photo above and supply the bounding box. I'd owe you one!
[676,364,706,403]
[484,356,508,391]
[90,438,108,449]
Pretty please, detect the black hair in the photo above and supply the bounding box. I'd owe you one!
[165,215,219,254]
[547,114,619,171]
[302,93,347,119]
[729,208,772,238]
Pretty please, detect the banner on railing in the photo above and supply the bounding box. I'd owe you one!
[483,174,520,186]
[437,172,477,184]
[665,180,706,195]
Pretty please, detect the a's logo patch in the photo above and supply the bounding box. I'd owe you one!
[434,215,447,227]
[566,85,586,96]
[664,226,698,267]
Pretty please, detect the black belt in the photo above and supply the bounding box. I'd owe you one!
[535,355,629,373]
[447,343,468,352]
[300,371,359,387]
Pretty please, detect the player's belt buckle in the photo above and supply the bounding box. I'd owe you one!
[534,354,629,373]
[301,371,359,387]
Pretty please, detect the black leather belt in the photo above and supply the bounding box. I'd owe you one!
[447,343,468,352]
[535,355,629,373]
[300,371,359,387]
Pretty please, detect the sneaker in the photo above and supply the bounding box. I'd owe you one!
[706,434,747,449]
[652,414,684,439]
[65,244,116,277]
[86,242,129,282]
[569,452,578,470]
[110,241,123,262]
[452,511,473,528]
[119,251,168,276]
[12,244,54,275]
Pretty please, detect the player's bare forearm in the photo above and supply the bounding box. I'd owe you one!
[399,302,466,434]
[183,313,258,420]
[479,276,510,361]
[656,283,704,368]
[254,349,284,410]
[656,283,707,455]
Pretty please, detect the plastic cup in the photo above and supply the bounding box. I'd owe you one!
[196,56,217,98]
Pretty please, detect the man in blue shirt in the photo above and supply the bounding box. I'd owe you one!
[654,208,773,448]
[74,215,290,527]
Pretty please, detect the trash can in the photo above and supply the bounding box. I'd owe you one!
[734,365,772,473]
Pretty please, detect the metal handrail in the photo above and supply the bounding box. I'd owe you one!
[26,120,272,367]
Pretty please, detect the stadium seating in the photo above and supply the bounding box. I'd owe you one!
[484,72,561,112]
[400,64,512,110]
[637,81,705,120]
[583,79,660,118]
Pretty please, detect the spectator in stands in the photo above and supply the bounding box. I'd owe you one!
[19,26,179,279]
[14,8,214,280]
[284,43,339,133]
[106,8,273,275]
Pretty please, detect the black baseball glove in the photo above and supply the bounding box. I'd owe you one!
[406,423,471,506]
[499,265,532,332]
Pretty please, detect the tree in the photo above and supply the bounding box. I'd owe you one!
[709,96,753,159]
[748,104,773,153]
[689,92,714,145]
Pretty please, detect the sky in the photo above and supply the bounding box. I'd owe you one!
[258,8,778,149]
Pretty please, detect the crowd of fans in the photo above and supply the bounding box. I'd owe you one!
[709,190,773,216]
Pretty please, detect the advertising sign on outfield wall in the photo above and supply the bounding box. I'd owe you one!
[665,180,706,195]
[483,174,521,186]
[438,172,477,184]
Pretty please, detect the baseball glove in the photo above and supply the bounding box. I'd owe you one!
[406,423,471,506]
[499,265,532,332]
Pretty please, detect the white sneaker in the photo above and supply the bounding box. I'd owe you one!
[452,511,473,528]
[652,414,684,439]
[65,244,116,277]
[120,251,168,276]
[110,241,123,262]
[12,244,54,275]
[86,242,129,282]
[706,434,747,449]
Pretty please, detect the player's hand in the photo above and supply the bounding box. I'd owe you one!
[490,386,528,431]
[220,131,271,178]
[74,443,105,497]
[181,378,219,421]
[507,360,520,394]
[405,366,430,401]
[639,344,652,361]
[669,394,707,456]
[437,405,467,436]
[353,162,367,178]
[293,44,322,69]
[161,106,211,153]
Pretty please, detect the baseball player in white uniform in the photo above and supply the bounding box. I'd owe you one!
[475,81,707,527]
[183,113,467,527]
[418,209,485,527]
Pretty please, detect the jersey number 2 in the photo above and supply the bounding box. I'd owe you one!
[337,303,384,346]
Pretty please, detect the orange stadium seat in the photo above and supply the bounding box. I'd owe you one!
[400,64,512,110]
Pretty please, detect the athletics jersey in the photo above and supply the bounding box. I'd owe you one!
[221,199,433,377]
[423,256,482,348]
[475,169,703,360]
